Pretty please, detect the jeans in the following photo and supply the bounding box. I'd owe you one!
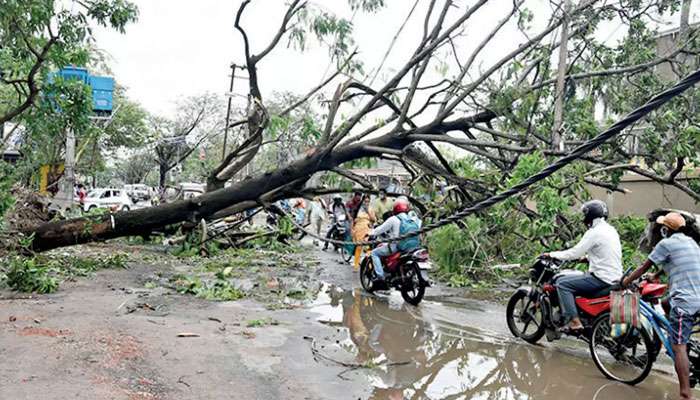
[555,273,609,321]
[324,226,337,248]
[371,245,393,278]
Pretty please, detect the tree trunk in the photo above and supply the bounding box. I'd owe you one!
[27,138,391,252]
[206,174,226,192]
[680,0,692,42]
[159,164,168,191]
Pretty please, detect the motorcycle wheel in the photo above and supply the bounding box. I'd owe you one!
[400,263,425,306]
[589,312,654,385]
[360,257,375,293]
[506,290,545,344]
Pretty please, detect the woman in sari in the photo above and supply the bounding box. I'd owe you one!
[351,195,376,271]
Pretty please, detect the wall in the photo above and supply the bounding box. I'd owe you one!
[588,173,699,217]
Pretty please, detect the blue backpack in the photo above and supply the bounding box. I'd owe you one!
[397,214,421,252]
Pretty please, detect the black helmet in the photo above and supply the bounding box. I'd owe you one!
[581,200,608,226]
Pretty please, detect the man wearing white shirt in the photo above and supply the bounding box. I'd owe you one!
[544,200,623,333]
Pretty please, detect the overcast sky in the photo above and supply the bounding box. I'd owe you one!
[93,0,700,118]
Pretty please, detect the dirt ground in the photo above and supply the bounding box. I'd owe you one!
[0,240,692,400]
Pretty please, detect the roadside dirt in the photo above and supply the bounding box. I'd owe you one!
[0,240,692,400]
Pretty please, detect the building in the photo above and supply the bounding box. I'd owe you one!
[587,24,700,216]
[349,159,411,192]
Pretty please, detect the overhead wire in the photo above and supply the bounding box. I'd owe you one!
[272,68,700,247]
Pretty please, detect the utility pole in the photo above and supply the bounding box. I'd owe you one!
[63,127,76,198]
[551,0,572,151]
[52,126,76,213]
[222,63,236,162]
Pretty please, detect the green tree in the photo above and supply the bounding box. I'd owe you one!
[0,0,138,222]
[0,0,138,125]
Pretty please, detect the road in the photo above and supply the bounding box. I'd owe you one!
[0,241,690,399]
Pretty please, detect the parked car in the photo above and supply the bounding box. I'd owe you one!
[124,184,154,202]
[178,182,205,200]
[83,188,133,212]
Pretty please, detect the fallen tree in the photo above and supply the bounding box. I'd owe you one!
[20,0,700,251]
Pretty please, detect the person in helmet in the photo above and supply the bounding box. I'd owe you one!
[543,200,622,334]
[368,199,422,282]
[324,194,350,250]
[623,212,700,400]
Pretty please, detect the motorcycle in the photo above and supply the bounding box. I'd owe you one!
[329,214,353,262]
[359,242,432,305]
[506,256,667,346]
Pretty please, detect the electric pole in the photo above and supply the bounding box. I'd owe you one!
[222,63,236,162]
[551,0,572,151]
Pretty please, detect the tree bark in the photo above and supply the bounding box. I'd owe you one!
[27,137,393,252]
[159,164,168,191]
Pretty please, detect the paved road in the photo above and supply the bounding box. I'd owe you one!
[0,242,689,399]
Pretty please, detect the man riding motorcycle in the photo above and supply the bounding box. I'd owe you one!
[368,199,421,283]
[324,194,350,251]
[543,200,622,334]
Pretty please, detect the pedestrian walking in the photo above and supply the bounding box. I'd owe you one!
[351,195,376,271]
[308,197,326,246]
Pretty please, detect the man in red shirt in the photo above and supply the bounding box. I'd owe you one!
[346,191,362,220]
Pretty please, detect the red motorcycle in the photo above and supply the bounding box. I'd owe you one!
[359,244,432,306]
[506,256,667,344]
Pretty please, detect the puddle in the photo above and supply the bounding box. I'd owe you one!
[310,287,682,400]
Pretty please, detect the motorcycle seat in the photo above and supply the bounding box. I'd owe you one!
[585,285,612,299]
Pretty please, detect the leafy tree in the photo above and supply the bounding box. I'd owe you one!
[152,93,224,190]
[0,0,138,125]
[18,82,149,189]
[114,152,156,185]
[23,0,700,253]
[0,0,138,223]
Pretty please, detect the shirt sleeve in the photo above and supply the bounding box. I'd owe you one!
[648,241,669,265]
[550,229,596,261]
[371,217,397,236]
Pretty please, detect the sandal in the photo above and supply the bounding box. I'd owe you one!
[560,326,584,336]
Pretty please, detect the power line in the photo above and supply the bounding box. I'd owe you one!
[275,68,700,247]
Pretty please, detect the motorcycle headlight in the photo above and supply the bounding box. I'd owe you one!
[529,268,539,281]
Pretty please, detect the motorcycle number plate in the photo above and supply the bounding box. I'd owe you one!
[418,262,432,270]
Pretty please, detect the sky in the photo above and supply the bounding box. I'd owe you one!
[91,0,541,117]
[92,0,700,118]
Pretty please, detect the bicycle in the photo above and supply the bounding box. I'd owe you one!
[589,281,700,386]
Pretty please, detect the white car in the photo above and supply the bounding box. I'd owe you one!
[83,188,133,212]
[124,184,154,202]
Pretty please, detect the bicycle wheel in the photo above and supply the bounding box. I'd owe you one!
[589,312,654,385]
[506,290,545,344]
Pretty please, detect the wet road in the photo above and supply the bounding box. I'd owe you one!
[310,247,685,400]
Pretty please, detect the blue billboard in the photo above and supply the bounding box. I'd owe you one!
[48,66,114,114]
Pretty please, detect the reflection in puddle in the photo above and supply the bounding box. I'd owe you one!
[310,286,679,400]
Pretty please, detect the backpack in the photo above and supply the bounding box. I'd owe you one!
[397,214,421,252]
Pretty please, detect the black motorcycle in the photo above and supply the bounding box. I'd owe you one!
[359,243,431,305]
[327,214,352,262]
